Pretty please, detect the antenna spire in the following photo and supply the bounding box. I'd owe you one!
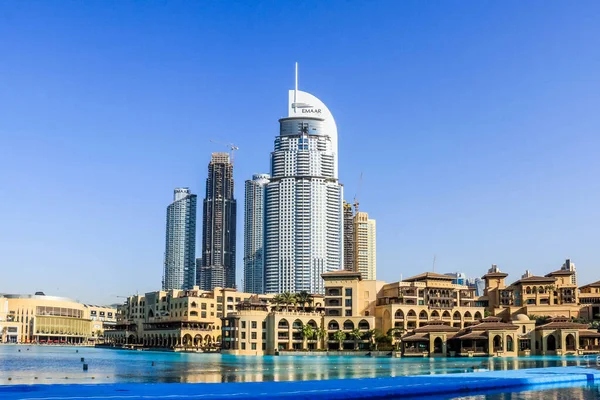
[294,62,298,104]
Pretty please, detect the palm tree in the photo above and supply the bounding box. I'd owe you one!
[301,324,315,350]
[296,291,312,311]
[363,329,378,350]
[315,327,327,349]
[387,327,405,350]
[281,292,297,311]
[271,294,284,311]
[333,330,346,350]
[349,328,363,350]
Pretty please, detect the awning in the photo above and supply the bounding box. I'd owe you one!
[458,332,488,340]
[579,330,600,338]
[402,333,429,342]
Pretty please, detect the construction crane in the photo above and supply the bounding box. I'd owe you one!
[353,172,363,213]
[210,139,239,164]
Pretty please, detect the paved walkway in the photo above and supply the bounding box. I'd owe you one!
[1,366,599,400]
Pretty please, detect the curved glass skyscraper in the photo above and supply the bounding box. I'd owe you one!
[163,188,197,290]
[264,87,343,294]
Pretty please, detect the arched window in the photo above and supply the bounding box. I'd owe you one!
[328,320,339,330]
[565,334,576,351]
[292,320,303,329]
[493,335,502,351]
[278,319,289,330]
[395,310,404,320]
[464,311,472,319]
[547,335,556,351]
[431,310,440,319]
[407,310,416,318]
[343,320,354,330]
[358,320,370,330]
[419,310,428,320]
[307,319,318,328]
[443,311,451,319]
[190,311,198,316]
[453,311,461,320]
[507,335,513,352]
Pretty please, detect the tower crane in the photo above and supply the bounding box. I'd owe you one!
[353,172,363,213]
[210,139,240,164]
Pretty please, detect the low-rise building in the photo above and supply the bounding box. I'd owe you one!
[0,293,116,344]
[104,286,273,350]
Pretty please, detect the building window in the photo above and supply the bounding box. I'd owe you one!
[345,288,352,297]
[241,343,246,350]
[201,303,207,310]
[242,321,246,329]
[262,332,266,339]
[251,332,257,340]
[241,332,246,339]
[345,309,352,316]
[251,321,257,329]
[251,343,257,350]
[201,312,207,318]
[345,299,352,307]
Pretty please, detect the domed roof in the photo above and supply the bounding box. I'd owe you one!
[513,314,530,322]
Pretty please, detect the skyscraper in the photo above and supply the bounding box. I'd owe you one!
[561,259,577,286]
[198,153,237,290]
[353,211,376,280]
[244,174,270,293]
[264,67,343,294]
[162,188,197,290]
[343,201,354,271]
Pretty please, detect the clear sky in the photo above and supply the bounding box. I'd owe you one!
[1,1,599,305]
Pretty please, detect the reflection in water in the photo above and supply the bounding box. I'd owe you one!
[0,346,598,386]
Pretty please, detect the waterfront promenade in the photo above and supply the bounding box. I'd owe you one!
[1,366,600,399]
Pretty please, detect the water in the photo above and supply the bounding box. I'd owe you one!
[1,345,599,385]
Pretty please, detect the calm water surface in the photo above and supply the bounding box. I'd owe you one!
[1,345,600,386]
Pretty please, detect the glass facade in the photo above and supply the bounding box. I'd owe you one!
[163,188,197,290]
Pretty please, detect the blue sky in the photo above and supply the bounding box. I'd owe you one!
[1,1,599,304]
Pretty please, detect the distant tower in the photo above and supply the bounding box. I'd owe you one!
[263,64,343,294]
[561,259,577,285]
[343,201,354,271]
[199,153,237,290]
[163,188,197,290]
[353,211,376,280]
[244,174,270,293]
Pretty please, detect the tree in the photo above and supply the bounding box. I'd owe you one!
[315,327,327,349]
[271,294,284,311]
[301,324,315,349]
[484,310,491,318]
[349,328,363,350]
[296,291,312,311]
[281,292,297,311]
[387,327,405,350]
[333,330,346,349]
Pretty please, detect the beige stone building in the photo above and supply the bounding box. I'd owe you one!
[0,293,116,344]
[353,212,376,280]
[377,272,485,337]
[104,286,273,350]
[481,265,581,320]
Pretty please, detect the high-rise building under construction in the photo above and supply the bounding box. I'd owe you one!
[198,153,237,290]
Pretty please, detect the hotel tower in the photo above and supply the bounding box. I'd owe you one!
[263,65,343,294]
[243,173,270,293]
[163,188,197,290]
